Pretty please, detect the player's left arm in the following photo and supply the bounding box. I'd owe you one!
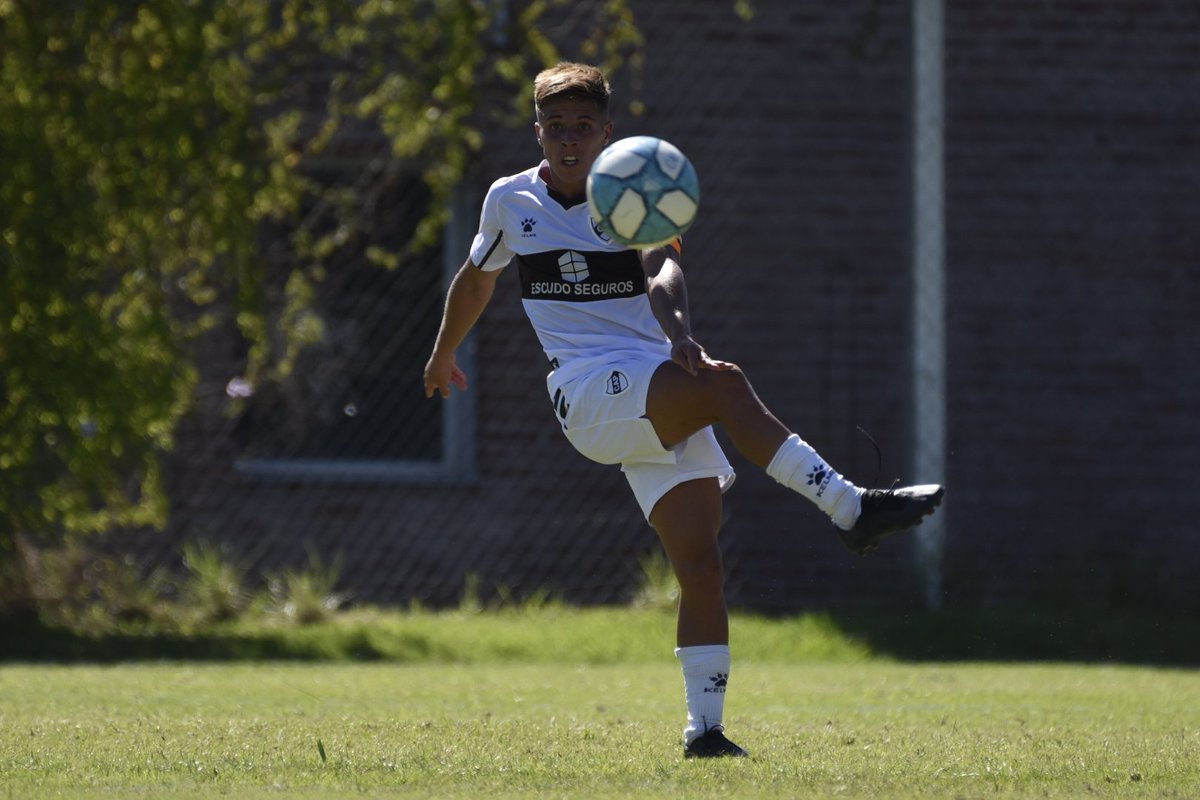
[639,242,735,376]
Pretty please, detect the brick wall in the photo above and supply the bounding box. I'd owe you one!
[941,0,1200,610]
[128,1,1198,615]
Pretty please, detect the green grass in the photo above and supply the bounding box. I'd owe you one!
[1,608,1199,798]
[1,661,1198,798]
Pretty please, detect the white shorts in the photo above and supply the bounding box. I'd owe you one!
[547,355,736,521]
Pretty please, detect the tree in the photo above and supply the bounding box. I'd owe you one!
[0,0,641,571]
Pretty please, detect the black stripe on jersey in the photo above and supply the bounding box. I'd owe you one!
[475,230,505,268]
[517,249,645,302]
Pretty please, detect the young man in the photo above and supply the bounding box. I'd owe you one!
[424,62,943,758]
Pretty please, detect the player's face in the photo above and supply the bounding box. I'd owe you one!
[535,97,612,199]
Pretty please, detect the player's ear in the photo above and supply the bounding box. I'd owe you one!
[534,121,543,147]
[602,120,613,146]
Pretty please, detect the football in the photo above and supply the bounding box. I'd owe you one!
[586,136,700,248]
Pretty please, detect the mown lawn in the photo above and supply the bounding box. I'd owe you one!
[1,608,1198,798]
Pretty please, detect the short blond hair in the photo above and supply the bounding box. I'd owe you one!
[533,62,611,115]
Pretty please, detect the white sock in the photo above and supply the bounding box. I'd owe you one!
[766,433,863,530]
[676,644,730,745]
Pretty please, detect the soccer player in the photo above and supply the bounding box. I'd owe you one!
[423,62,943,759]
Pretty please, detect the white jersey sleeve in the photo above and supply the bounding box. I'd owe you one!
[469,177,515,272]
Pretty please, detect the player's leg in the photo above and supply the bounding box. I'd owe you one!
[644,360,943,551]
[649,477,747,758]
[645,361,861,525]
[649,476,727,647]
[645,361,786,468]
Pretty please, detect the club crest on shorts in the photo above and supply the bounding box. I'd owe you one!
[605,370,630,395]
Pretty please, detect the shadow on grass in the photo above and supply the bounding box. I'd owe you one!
[830,610,1200,667]
[2,609,1199,666]
[0,616,447,663]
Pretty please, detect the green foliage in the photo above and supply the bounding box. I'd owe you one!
[7,535,348,635]
[630,547,680,611]
[267,550,346,624]
[13,536,175,632]
[458,571,484,614]
[455,571,567,615]
[181,540,250,624]
[0,1,643,567]
[0,2,262,539]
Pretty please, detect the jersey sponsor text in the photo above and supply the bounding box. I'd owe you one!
[529,279,638,298]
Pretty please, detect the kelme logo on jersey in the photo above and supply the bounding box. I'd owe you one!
[521,218,537,236]
[558,250,589,283]
[604,370,629,395]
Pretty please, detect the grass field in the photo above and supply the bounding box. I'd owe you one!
[2,609,1199,798]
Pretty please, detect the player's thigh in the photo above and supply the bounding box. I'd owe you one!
[645,361,747,449]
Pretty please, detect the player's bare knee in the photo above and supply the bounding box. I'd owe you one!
[669,545,724,592]
[700,364,757,416]
[706,363,749,393]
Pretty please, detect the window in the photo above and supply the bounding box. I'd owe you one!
[234,181,476,483]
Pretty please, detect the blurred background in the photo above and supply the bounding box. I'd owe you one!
[2,0,1197,624]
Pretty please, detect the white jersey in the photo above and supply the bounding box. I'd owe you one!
[469,161,669,382]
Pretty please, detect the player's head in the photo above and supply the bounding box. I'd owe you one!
[534,62,611,118]
[533,63,613,198]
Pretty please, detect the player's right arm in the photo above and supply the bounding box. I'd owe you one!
[423,259,502,398]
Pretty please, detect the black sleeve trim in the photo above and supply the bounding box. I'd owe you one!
[475,230,504,268]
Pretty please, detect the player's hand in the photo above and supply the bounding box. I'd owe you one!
[670,336,736,376]
[424,353,468,398]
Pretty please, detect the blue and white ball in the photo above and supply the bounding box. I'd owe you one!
[587,136,700,248]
